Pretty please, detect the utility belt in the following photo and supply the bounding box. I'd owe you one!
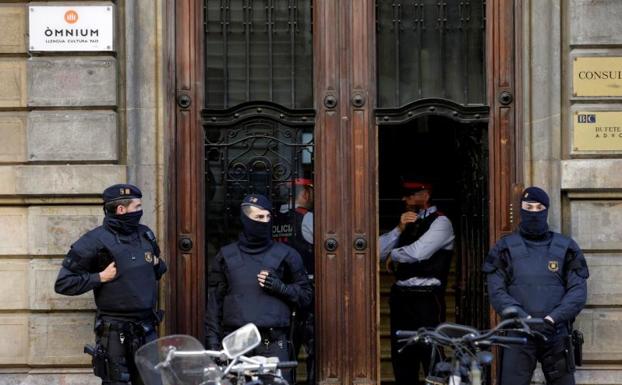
[84,313,162,383]
[392,283,443,294]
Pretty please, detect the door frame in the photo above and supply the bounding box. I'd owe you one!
[166,1,522,385]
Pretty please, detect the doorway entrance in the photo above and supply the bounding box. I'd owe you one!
[169,1,522,385]
[378,114,490,382]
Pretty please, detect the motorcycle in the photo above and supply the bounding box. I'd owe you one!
[135,323,298,385]
[396,307,546,385]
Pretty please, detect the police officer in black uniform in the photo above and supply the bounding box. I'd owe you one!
[206,194,312,384]
[272,178,315,385]
[483,186,589,385]
[379,181,455,385]
[55,184,167,385]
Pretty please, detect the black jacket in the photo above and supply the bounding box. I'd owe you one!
[55,223,166,317]
[483,231,588,325]
[205,241,312,348]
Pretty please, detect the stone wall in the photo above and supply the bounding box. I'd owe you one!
[525,0,622,382]
[0,1,166,383]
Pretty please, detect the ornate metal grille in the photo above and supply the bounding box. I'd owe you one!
[454,123,489,330]
[205,0,313,109]
[376,0,486,108]
[203,103,315,253]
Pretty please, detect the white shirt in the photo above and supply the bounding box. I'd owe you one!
[279,203,314,244]
[379,206,455,286]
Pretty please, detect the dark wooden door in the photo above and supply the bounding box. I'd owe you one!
[168,1,520,385]
[314,2,378,385]
[487,0,523,382]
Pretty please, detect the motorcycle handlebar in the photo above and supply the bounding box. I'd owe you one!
[487,336,528,345]
[395,330,419,337]
[277,361,299,369]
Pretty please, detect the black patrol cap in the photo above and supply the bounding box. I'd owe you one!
[521,186,549,208]
[241,193,273,211]
[102,184,143,204]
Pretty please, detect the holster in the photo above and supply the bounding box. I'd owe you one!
[84,343,109,380]
[572,329,584,366]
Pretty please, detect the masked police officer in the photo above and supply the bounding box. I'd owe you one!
[55,184,167,385]
[483,186,589,385]
[272,178,315,385]
[379,180,455,385]
[206,194,312,384]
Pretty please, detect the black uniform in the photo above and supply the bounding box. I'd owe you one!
[272,206,315,385]
[388,212,453,385]
[484,232,588,385]
[206,241,312,384]
[55,223,166,385]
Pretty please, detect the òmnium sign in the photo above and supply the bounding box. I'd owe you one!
[29,5,114,52]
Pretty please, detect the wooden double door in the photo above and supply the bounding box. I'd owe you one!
[167,1,522,384]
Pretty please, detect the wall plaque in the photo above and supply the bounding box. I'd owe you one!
[573,111,622,151]
[573,57,622,97]
[29,5,114,52]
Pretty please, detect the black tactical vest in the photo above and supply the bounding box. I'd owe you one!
[504,233,570,318]
[272,208,314,275]
[74,225,159,315]
[220,242,294,329]
[394,212,453,287]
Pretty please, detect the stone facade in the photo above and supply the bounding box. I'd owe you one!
[525,0,622,382]
[0,1,166,383]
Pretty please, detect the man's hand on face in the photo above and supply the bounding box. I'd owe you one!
[398,212,418,232]
[99,262,117,283]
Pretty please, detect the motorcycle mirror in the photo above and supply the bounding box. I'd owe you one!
[501,306,519,320]
[222,323,261,359]
[476,351,494,366]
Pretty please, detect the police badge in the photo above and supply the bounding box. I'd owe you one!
[548,260,559,272]
[145,251,154,264]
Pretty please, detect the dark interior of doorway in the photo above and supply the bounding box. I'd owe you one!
[378,115,490,383]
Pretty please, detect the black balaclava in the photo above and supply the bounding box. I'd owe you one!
[104,210,143,235]
[239,194,274,253]
[519,186,550,239]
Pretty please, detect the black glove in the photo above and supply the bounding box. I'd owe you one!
[263,273,290,296]
[532,317,556,340]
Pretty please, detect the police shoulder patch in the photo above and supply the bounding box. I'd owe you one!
[548,260,559,272]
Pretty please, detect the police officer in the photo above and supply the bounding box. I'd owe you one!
[206,194,312,384]
[483,186,589,385]
[272,178,315,385]
[55,184,167,385]
[379,181,455,385]
[273,178,314,275]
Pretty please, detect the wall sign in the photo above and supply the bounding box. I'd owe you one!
[573,57,622,97]
[573,111,622,151]
[29,5,114,51]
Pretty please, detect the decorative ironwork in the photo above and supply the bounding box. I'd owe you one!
[203,102,315,251]
[454,123,489,330]
[376,0,486,108]
[375,98,489,125]
[205,0,313,109]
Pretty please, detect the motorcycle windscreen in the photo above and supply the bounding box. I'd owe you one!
[135,334,220,385]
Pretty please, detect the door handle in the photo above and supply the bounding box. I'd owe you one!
[324,238,338,252]
[353,237,368,251]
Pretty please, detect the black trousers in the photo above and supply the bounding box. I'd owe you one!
[292,311,315,385]
[389,285,445,385]
[95,321,157,385]
[501,336,575,385]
